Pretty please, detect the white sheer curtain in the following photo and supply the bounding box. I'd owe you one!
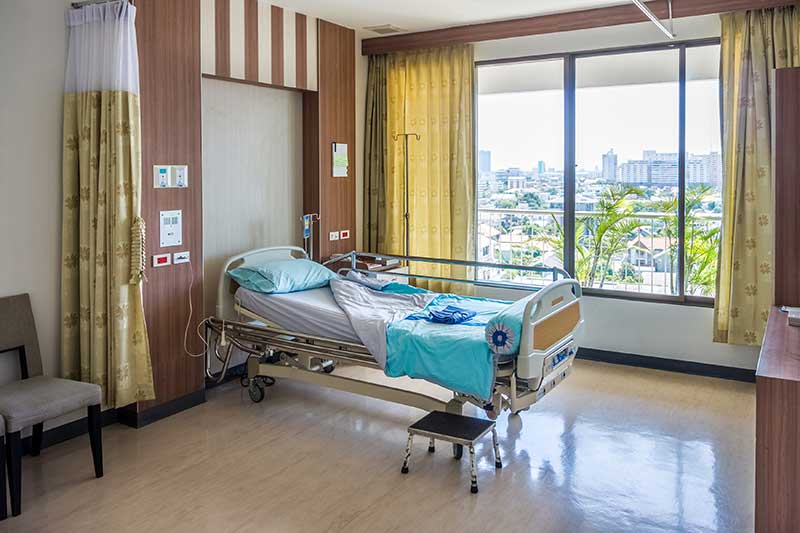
[65,0,139,94]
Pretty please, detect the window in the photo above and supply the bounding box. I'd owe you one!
[476,59,564,287]
[475,41,722,302]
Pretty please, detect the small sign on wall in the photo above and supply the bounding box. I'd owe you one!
[332,143,348,177]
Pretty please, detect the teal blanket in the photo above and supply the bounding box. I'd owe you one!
[382,287,512,401]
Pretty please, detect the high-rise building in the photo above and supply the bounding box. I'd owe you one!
[650,159,678,185]
[619,160,650,184]
[602,149,618,182]
[478,150,492,174]
[537,160,546,175]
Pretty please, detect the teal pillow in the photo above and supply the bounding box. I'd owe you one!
[228,259,339,294]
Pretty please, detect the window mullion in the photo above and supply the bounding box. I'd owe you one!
[678,46,687,300]
[564,54,577,278]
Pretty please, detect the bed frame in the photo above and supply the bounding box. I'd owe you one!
[207,246,583,422]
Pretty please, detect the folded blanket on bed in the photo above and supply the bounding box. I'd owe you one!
[422,305,477,324]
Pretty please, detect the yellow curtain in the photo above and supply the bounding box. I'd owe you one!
[715,7,800,345]
[364,54,388,252]
[61,90,155,407]
[384,45,475,293]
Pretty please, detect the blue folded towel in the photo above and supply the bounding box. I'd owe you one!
[428,305,477,325]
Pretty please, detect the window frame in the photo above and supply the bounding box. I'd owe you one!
[474,37,721,307]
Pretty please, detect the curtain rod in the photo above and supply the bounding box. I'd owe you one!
[70,0,130,9]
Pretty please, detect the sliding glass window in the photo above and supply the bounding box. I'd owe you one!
[475,41,722,303]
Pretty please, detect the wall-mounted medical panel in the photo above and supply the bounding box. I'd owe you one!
[201,0,318,91]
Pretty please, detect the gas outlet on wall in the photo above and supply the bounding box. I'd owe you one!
[329,231,340,241]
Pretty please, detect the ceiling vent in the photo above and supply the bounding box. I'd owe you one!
[364,24,406,35]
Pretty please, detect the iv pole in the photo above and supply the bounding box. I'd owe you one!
[393,132,420,257]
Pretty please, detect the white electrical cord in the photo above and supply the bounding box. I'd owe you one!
[183,261,215,358]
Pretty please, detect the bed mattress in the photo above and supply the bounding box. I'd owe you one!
[235,286,362,344]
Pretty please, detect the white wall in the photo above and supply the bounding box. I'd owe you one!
[0,0,72,384]
[201,78,304,318]
[353,14,759,370]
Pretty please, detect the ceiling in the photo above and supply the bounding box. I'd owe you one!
[274,0,632,37]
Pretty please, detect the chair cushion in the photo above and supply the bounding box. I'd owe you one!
[0,376,101,433]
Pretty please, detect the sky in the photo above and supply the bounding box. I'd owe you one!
[478,79,721,172]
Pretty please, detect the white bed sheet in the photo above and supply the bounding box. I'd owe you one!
[235,286,362,344]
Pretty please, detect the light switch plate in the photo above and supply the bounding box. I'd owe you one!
[329,231,340,241]
[153,165,170,188]
[172,165,188,188]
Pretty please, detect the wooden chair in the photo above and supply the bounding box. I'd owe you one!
[0,294,103,517]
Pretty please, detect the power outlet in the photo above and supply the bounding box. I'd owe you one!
[329,231,340,241]
[173,251,190,264]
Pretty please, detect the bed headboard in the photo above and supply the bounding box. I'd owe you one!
[216,245,308,320]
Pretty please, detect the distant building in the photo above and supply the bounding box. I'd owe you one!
[508,176,526,189]
[537,160,546,175]
[602,150,618,182]
[619,160,650,184]
[478,150,492,174]
[650,159,678,186]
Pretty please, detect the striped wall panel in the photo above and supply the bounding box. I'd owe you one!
[201,0,318,91]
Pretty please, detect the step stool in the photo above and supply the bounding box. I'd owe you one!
[401,411,501,493]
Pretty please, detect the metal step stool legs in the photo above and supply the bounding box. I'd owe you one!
[469,444,478,493]
[428,438,435,453]
[401,433,413,474]
[492,428,502,469]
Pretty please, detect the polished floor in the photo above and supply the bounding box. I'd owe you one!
[0,360,755,533]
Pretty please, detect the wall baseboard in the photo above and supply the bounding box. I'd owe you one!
[118,389,206,429]
[577,347,756,383]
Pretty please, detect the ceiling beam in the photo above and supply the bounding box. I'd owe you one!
[361,0,794,55]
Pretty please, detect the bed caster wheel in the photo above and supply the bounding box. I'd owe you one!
[453,444,463,460]
[323,362,336,374]
[470,485,479,494]
[240,376,250,388]
[401,466,409,474]
[248,382,265,403]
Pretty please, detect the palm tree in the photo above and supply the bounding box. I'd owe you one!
[579,185,645,287]
[544,185,644,287]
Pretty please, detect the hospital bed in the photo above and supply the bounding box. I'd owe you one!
[205,246,583,449]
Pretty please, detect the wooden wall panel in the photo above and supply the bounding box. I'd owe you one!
[136,0,205,411]
[317,20,356,259]
[756,309,800,532]
[362,0,795,55]
[773,67,800,308]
